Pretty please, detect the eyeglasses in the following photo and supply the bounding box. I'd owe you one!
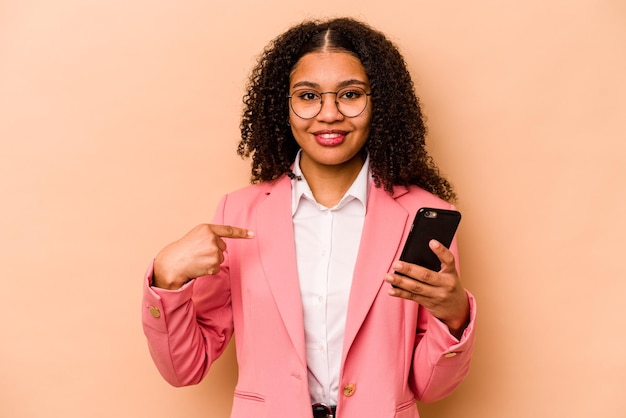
[288,86,371,119]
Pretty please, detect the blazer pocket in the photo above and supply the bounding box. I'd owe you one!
[394,399,418,418]
[233,389,265,402]
[232,390,267,417]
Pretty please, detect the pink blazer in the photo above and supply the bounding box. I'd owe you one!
[142,175,476,418]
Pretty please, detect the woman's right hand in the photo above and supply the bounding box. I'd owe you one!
[152,224,254,290]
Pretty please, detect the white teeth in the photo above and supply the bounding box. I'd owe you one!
[319,133,341,139]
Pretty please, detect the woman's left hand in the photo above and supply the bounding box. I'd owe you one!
[385,239,470,339]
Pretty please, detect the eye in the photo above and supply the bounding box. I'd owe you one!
[294,90,321,101]
[338,88,364,100]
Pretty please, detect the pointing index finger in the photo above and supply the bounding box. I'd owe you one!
[210,224,254,239]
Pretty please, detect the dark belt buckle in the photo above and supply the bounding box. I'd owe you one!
[312,402,334,418]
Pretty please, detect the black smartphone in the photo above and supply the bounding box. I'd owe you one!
[399,207,462,272]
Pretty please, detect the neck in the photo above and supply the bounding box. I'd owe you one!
[299,155,365,208]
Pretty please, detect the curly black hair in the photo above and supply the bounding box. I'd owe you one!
[238,17,456,202]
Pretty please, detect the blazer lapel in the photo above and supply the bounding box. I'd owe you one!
[341,185,410,364]
[256,176,307,368]
[254,178,411,370]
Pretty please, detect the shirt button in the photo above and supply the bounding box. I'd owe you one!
[444,352,458,358]
[148,306,161,318]
[343,383,356,397]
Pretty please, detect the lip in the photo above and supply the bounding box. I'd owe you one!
[313,130,348,146]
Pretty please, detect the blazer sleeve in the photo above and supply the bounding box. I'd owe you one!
[141,196,234,387]
[409,290,477,402]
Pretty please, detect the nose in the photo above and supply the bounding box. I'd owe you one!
[317,92,344,121]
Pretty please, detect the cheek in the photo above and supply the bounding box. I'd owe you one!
[288,120,308,146]
[288,109,302,129]
[357,115,372,138]
[289,116,308,133]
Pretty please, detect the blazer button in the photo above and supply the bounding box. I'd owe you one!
[444,352,457,358]
[148,306,161,318]
[343,383,356,397]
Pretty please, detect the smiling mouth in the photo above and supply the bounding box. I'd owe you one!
[314,131,347,146]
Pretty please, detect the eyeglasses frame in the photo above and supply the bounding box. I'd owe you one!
[287,87,372,120]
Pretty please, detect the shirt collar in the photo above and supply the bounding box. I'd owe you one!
[291,150,371,215]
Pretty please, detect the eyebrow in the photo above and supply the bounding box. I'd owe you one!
[291,79,368,90]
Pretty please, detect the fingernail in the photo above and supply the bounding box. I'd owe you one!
[247,231,255,238]
[430,240,440,248]
[393,261,402,270]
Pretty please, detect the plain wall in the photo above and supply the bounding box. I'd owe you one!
[1,0,625,417]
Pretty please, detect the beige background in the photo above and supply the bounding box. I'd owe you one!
[1,0,625,417]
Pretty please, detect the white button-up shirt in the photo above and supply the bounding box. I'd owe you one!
[291,151,371,405]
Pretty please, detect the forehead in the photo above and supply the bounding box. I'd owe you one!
[289,51,368,88]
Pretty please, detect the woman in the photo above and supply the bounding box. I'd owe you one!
[142,17,476,418]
